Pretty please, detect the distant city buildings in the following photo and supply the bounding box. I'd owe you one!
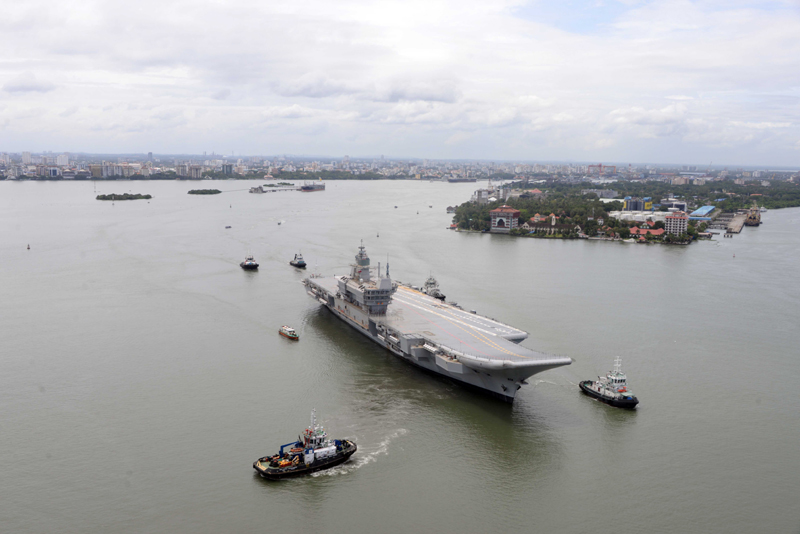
[1,150,797,187]
[582,189,618,199]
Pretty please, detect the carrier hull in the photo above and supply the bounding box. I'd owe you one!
[305,277,571,402]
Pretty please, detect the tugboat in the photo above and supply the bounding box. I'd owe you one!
[253,410,357,480]
[290,253,307,269]
[240,255,259,271]
[579,357,639,409]
[279,325,299,340]
[421,275,446,301]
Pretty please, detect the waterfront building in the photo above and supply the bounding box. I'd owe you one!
[490,205,520,233]
[665,211,688,236]
[630,227,665,238]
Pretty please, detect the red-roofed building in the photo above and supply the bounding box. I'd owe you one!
[630,227,665,237]
[490,205,520,233]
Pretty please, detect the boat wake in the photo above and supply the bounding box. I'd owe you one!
[311,428,408,477]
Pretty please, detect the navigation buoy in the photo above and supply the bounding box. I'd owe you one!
[27,244,30,250]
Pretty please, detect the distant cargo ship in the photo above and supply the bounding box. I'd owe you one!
[303,244,572,402]
[301,181,325,192]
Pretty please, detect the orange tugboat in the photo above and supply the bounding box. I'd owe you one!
[279,325,299,340]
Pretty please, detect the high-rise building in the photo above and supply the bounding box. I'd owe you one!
[56,153,69,166]
[147,152,153,162]
[22,152,32,164]
[665,211,688,236]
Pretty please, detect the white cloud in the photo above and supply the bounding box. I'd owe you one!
[3,72,56,93]
[0,0,799,164]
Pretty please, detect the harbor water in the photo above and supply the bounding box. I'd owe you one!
[1,180,799,533]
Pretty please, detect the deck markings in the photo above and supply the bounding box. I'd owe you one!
[393,290,525,359]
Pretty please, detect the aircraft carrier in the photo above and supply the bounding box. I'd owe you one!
[303,244,572,402]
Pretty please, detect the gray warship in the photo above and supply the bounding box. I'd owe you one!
[303,244,572,402]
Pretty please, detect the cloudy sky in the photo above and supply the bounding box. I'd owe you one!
[2,0,799,165]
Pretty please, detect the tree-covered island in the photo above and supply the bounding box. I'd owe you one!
[96,193,152,200]
[188,189,222,194]
[452,179,800,244]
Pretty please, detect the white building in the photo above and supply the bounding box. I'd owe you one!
[665,211,688,236]
[56,153,69,166]
[22,152,32,164]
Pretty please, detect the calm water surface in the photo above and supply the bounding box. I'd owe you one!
[1,180,799,533]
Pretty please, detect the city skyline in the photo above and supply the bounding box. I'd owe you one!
[2,0,799,166]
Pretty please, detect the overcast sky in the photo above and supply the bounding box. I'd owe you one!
[2,0,799,165]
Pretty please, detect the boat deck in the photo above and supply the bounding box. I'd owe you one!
[310,278,567,364]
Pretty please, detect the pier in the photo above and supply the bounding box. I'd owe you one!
[726,214,746,234]
[709,212,746,234]
[249,186,300,194]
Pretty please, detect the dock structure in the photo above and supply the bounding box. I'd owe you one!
[727,214,747,234]
[249,186,300,194]
[709,213,732,230]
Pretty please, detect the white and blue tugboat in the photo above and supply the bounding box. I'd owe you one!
[253,410,357,480]
[579,357,639,409]
[240,254,259,271]
[421,275,446,301]
[290,253,307,269]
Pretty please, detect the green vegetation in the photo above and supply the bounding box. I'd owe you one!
[188,189,222,195]
[264,182,295,187]
[453,186,617,233]
[96,193,152,201]
[595,179,800,211]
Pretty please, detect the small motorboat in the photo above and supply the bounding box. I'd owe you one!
[225,226,231,229]
[579,357,638,409]
[279,325,299,340]
[289,253,307,269]
[240,255,259,271]
[253,410,356,480]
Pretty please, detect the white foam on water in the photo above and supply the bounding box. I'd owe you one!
[311,428,408,477]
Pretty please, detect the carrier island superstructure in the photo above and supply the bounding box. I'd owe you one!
[303,244,572,402]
